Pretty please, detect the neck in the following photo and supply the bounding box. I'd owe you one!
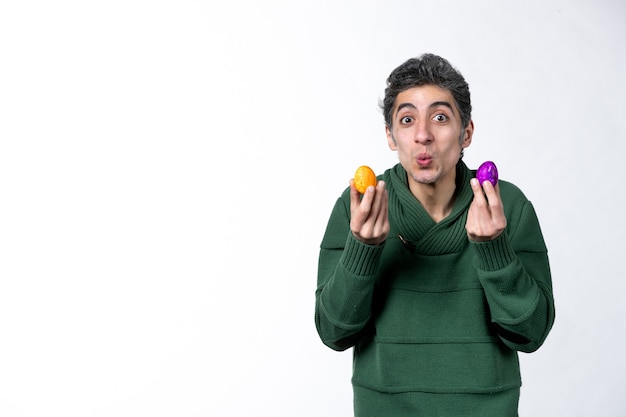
[409,177,458,223]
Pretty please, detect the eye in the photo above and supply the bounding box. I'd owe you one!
[400,116,413,124]
[433,113,448,122]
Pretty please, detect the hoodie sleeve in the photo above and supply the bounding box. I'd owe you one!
[315,194,384,351]
[471,199,555,353]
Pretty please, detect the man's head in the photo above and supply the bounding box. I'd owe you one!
[381,53,472,132]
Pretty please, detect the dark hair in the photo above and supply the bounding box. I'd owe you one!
[380,53,472,130]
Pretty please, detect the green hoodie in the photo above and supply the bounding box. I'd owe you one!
[315,161,555,416]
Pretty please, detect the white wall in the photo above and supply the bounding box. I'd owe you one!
[1,1,624,416]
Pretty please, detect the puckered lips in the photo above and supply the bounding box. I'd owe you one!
[416,152,433,168]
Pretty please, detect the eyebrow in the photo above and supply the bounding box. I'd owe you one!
[395,101,456,116]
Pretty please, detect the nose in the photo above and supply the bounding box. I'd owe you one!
[414,122,433,144]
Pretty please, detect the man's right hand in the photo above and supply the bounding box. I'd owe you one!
[350,180,390,246]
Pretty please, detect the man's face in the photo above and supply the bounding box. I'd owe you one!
[386,85,473,188]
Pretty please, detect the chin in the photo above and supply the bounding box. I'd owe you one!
[411,172,438,185]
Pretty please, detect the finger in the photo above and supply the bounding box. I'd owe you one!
[369,180,385,218]
[371,181,386,223]
[349,179,361,213]
[470,178,488,207]
[482,181,507,224]
[375,187,390,235]
[481,181,503,209]
[481,180,497,200]
[352,183,376,226]
[360,184,389,244]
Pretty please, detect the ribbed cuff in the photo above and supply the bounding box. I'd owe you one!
[340,233,384,277]
[471,231,517,271]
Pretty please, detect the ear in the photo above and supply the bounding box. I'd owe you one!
[461,120,474,149]
[386,125,397,150]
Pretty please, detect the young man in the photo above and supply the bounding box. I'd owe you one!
[315,53,555,416]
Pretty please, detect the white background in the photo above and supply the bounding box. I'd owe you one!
[1,1,625,416]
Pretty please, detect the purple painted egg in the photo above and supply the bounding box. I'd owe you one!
[476,161,498,186]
